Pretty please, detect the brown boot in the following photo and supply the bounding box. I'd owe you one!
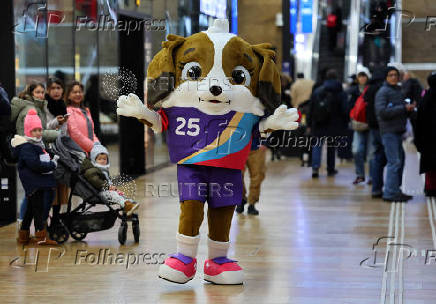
[17,230,31,244]
[34,229,58,246]
[124,201,139,216]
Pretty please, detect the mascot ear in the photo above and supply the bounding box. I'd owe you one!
[146,34,185,106]
[252,43,281,115]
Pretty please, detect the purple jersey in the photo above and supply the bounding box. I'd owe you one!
[159,107,260,170]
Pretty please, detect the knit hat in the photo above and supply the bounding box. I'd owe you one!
[90,143,110,167]
[385,66,399,78]
[24,109,42,137]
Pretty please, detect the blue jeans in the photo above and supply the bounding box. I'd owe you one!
[312,139,336,172]
[353,130,370,178]
[19,189,55,221]
[381,132,405,199]
[369,129,387,195]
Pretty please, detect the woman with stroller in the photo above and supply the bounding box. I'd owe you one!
[65,81,99,153]
[81,143,139,215]
[13,109,59,245]
[45,77,70,224]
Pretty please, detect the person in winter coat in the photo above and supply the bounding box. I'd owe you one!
[0,84,11,162]
[290,73,314,108]
[45,77,70,222]
[415,72,436,196]
[65,81,99,153]
[11,83,60,223]
[375,66,416,202]
[80,143,139,215]
[13,109,58,245]
[45,77,68,130]
[11,83,59,143]
[364,68,387,198]
[401,71,424,105]
[308,69,348,178]
[348,71,370,184]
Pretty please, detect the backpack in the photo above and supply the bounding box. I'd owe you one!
[327,14,338,28]
[312,87,335,124]
[350,86,369,131]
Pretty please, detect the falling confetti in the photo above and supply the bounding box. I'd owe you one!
[103,174,137,201]
[101,67,138,101]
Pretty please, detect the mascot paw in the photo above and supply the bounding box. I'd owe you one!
[265,105,299,131]
[158,253,197,284]
[116,93,146,119]
[203,257,244,285]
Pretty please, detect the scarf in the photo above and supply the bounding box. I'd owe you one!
[24,136,46,150]
[80,108,94,140]
[46,93,67,116]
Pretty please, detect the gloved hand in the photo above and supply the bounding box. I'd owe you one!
[117,93,162,132]
[259,105,299,132]
[51,155,60,167]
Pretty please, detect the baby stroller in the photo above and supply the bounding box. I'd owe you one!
[47,135,140,245]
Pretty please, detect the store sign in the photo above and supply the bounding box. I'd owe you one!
[300,0,313,33]
[200,0,227,19]
[290,0,297,34]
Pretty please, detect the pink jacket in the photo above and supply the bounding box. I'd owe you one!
[67,106,99,152]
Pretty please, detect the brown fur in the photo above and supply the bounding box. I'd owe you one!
[178,200,235,242]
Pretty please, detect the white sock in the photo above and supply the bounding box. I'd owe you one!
[208,238,230,259]
[176,233,200,258]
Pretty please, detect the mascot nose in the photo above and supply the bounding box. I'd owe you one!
[209,86,222,96]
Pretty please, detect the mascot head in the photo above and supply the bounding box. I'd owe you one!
[146,19,281,116]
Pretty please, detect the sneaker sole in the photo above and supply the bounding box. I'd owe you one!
[158,264,194,284]
[204,271,244,285]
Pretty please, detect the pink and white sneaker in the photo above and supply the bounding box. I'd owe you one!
[158,253,197,284]
[204,257,244,285]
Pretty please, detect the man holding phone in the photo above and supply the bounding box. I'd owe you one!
[375,66,416,202]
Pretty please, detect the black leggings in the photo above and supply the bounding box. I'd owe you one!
[21,189,45,231]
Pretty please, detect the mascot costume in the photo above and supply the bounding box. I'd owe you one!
[117,19,299,285]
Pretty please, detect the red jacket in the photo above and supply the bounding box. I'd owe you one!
[67,106,99,152]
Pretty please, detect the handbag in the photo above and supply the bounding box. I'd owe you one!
[350,86,369,131]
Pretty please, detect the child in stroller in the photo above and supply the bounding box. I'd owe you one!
[81,143,139,216]
[48,136,140,244]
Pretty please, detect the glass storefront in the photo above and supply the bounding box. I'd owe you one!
[12,0,233,173]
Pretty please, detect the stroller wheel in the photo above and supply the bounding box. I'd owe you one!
[71,231,87,241]
[118,221,128,245]
[132,216,140,243]
[48,220,69,244]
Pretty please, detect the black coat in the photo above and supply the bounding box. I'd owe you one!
[402,78,423,104]
[308,79,348,136]
[364,68,385,129]
[15,142,56,196]
[415,87,436,174]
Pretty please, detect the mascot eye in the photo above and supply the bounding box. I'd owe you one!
[181,62,202,81]
[231,66,251,86]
